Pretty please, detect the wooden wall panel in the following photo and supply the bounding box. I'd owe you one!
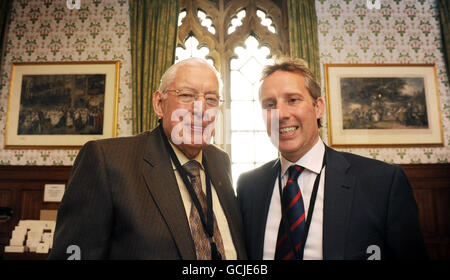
[0,190,12,207]
[401,164,450,260]
[0,166,72,259]
[413,188,437,235]
[0,164,448,259]
[436,188,450,234]
[20,190,43,220]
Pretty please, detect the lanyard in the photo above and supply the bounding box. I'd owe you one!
[277,152,326,260]
[159,125,222,260]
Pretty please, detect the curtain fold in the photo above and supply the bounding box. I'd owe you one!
[129,0,179,134]
[287,0,321,82]
[438,0,450,80]
[0,0,12,73]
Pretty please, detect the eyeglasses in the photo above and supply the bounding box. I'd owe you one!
[163,88,222,107]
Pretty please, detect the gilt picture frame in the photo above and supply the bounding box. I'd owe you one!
[5,61,120,149]
[324,64,443,147]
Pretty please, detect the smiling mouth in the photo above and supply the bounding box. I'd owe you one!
[279,126,299,135]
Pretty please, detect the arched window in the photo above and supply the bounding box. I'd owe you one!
[176,0,289,188]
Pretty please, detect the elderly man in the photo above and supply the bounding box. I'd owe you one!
[50,58,246,260]
[236,57,428,260]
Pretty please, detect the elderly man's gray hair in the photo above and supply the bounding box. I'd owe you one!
[158,57,223,97]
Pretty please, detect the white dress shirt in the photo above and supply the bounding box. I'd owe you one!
[263,138,326,260]
[169,143,237,260]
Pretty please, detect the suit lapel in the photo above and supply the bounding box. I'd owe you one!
[141,128,196,260]
[322,146,355,260]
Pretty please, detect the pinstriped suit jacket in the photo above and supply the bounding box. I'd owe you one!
[49,126,247,259]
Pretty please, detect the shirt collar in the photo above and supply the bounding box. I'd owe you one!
[280,137,325,177]
[169,142,203,170]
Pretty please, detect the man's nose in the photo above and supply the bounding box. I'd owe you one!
[192,100,206,118]
[276,101,290,120]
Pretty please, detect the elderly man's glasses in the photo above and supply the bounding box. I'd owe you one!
[163,88,222,107]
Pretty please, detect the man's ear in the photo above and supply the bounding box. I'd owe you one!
[315,97,325,119]
[153,90,165,119]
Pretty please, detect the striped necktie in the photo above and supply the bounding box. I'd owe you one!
[183,160,226,260]
[275,164,305,260]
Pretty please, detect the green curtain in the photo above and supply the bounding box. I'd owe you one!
[0,1,12,73]
[129,0,179,134]
[438,0,450,80]
[287,0,321,82]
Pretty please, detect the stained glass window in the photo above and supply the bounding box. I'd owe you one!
[175,35,214,66]
[175,1,288,189]
[230,35,278,187]
[228,9,246,34]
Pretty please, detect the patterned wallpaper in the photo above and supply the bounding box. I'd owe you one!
[0,0,448,166]
[0,0,133,165]
[316,0,450,164]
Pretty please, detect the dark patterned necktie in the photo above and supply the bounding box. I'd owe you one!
[183,160,226,260]
[275,165,305,260]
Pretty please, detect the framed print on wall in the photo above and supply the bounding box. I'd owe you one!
[324,64,443,147]
[5,61,120,149]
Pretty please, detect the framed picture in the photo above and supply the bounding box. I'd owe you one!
[5,61,120,149]
[324,64,443,147]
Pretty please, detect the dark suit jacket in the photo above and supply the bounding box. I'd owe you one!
[49,126,246,260]
[237,145,428,260]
